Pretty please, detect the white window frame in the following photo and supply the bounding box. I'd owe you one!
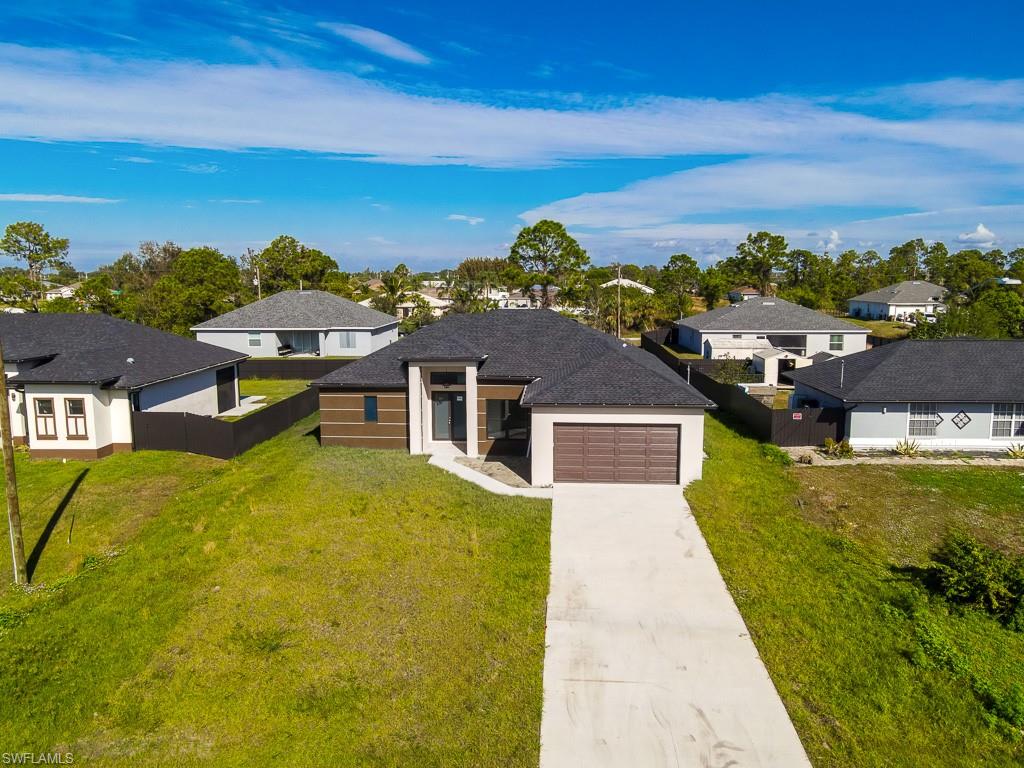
[908,402,940,438]
[338,331,356,349]
[992,403,1024,439]
[247,331,261,348]
[829,334,844,351]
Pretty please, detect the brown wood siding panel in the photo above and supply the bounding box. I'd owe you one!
[320,392,406,409]
[321,408,407,425]
[321,436,408,450]
[553,423,680,484]
[477,383,527,400]
[320,422,408,438]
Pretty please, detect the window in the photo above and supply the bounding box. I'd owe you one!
[337,331,356,349]
[909,402,940,437]
[34,398,56,439]
[364,395,378,423]
[430,371,466,386]
[247,331,261,348]
[992,403,1024,438]
[486,400,529,440]
[65,398,88,439]
[829,334,844,351]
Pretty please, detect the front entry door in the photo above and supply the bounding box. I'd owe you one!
[432,392,467,441]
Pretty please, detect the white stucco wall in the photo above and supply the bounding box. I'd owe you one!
[22,384,113,451]
[137,368,222,416]
[198,326,397,357]
[697,330,866,359]
[4,362,27,440]
[530,406,706,487]
[849,300,942,320]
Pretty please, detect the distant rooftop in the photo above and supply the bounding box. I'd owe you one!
[678,297,867,333]
[848,280,947,306]
[192,290,397,331]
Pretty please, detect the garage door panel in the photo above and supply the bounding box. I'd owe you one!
[554,423,680,484]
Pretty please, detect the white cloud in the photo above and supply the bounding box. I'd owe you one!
[318,23,430,65]
[181,162,221,174]
[116,155,154,164]
[211,198,261,204]
[367,235,397,245]
[447,213,484,225]
[817,229,842,252]
[0,193,120,203]
[957,222,997,246]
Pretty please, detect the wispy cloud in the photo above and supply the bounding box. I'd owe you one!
[181,162,221,174]
[318,23,430,65]
[210,198,261,204]
[115,155,155,164]
[0,193,120,203]
[447,213,485,225]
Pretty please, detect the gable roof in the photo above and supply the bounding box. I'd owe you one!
[316,310,713,408]
[788,339,1024,403]
[677,297,867,333]
[191,290,396,331]
[848,280,947,306]
[0,313,245,389]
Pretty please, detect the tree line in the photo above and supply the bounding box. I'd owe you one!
[1,219,1022,339]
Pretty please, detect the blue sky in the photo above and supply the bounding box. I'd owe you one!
[1,0,1023,271]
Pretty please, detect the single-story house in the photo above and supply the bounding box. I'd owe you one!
[1,313,246,459]
[600,277,655,295]
[727,286,761,302]
[359,291,453,320]
[788,339,1024,450]
[847,280,947,320]
[44,282,81,301]
[192,290,398,357]
[315,310,714,486]
[676,297,868,360]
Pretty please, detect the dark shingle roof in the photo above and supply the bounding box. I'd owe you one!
[191,290,396,330]
[848,280,947,306]
[788,339,1024,403]
[316,310,713,408]
[678,297,867,333]
[0,314,246,389]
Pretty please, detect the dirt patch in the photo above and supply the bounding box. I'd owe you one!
[455,455,532,488]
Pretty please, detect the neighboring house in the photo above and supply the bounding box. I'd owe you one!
[788,339,1024,450]
[44,282,81,301]
[600,277,655,295]
[0,313,246,459]
[847,280,947,320]
[676,297,869,361]
[358,291,453,320]
[315,310,714,486]
[192,290,398,357]
[727,286,761,302]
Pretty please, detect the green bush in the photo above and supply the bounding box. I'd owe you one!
[822,438,854,458]
[1006,443,1024,459]
[930,532,1024,627]
[894,438,921,457]
[760,443,793,466]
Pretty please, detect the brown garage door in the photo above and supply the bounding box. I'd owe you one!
[553,423,680,484]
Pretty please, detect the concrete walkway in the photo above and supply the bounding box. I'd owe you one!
[426,452,552,498]
[541,484,810,768]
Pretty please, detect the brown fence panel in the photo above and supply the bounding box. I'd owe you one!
[239,358,353,380]
[132,387,319,459]
[770,408,846,447]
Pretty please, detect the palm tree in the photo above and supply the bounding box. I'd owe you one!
[370,270,412,316]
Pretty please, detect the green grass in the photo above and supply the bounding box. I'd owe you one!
[219,378,311,421]
[686,415,1024,767]
[846,318,911,339]
[0,416,550,766]
[661,344,704,359]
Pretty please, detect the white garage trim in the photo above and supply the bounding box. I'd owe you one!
[530,406,705,487]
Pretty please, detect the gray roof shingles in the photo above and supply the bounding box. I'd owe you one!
[316,310,713,408]
[788,339,1024,403]
[677,297,867,333]
[1,313,246,389]
[848,280,947,306]
[191,290,396,330]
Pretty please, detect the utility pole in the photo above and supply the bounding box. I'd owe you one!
[616,262,622,340]
[0,338,27,585]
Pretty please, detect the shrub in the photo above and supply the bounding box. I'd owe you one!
[1006,443,1024,459]
[893,438,920,457]
[760,443,794,466]
[929,532,1024,626]
[822,438,854,458]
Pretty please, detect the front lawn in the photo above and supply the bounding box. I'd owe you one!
[846,318,911,339]
[686,416,1024,767]
[219,378,311,421]
[0,416,550,766]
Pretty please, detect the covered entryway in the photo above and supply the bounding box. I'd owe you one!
[553,423,679,484]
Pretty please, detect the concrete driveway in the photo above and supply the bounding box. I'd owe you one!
[540,484,811,768]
